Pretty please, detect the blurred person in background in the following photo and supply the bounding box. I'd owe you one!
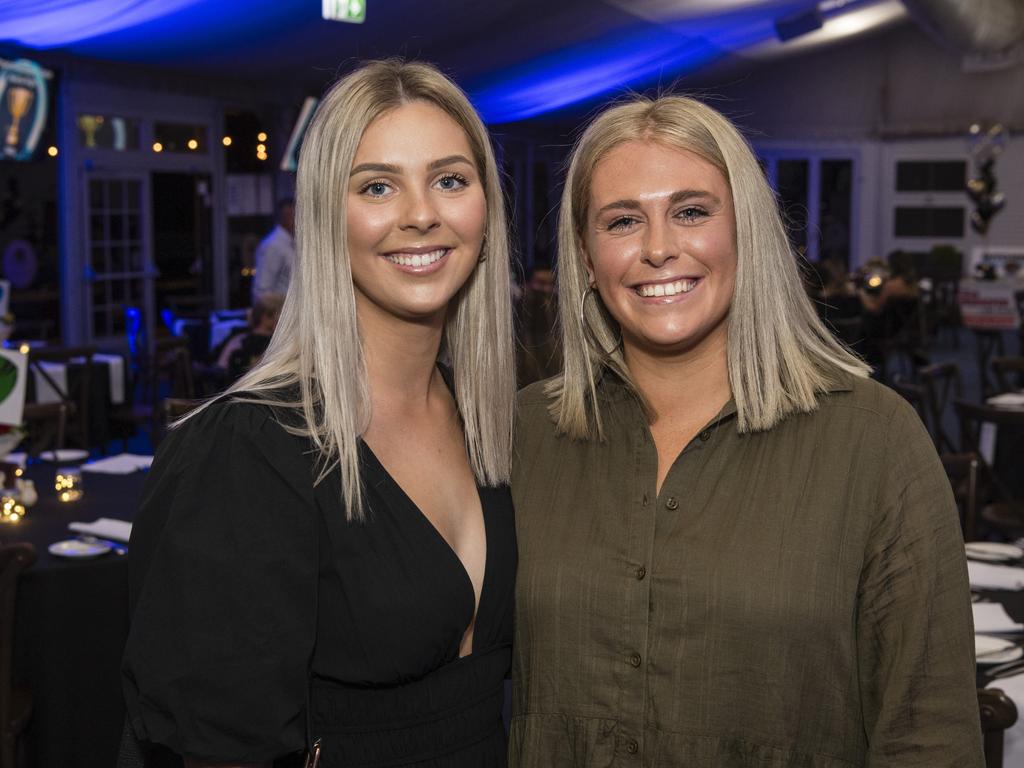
[215,292,284,382]
[516,259,561,386]
[251,197,296,299]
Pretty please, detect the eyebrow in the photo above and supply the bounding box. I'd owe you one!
[595,189,721,216]
[349,154,474,177]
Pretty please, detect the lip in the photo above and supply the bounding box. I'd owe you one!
[383,244,452,255]
[380,246,452,275]
[631,276,702,302]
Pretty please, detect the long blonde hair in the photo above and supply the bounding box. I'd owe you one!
[549,95,869,439]
[191,60,515,519]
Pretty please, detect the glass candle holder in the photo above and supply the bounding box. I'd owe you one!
[0,495,25,523]
[55,467,83,502]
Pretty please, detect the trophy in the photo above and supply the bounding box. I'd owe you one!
[78,115,101,148]
[5,86,33,150]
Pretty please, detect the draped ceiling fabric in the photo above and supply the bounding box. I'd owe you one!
[0,0,207,47]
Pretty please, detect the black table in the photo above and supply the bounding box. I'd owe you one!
[7,462,147,768]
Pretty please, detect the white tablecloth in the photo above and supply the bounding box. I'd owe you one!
[987,672,1024,767]
[32,354,126,406]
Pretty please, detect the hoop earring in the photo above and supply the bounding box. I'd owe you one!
[580,285,623,358]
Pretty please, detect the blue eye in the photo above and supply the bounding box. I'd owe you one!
[677,206,707,222]
[436,173,468,191]
[360,179,392,197]
[607,216,638,231]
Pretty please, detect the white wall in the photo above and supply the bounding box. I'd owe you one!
[718,20,1024,271]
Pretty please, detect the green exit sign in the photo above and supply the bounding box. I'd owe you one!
[322,0,365,23]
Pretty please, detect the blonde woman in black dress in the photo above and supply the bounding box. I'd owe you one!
[123,60,516,767]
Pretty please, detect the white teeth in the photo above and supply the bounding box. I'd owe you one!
[384,249,447,267]
[636,279,697,298]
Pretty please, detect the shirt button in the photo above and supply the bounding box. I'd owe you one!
[635,565,647,580]
[699,429,712,442]
[626,739,639,754]
[641,493,649,507]
[665,496,679,510]
[628,652,642,667]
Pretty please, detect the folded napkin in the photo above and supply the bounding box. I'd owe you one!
[989,392,1024,408]
[3,452,26,468]
[974,602,1024,633]
[69,517,132,542]
[969,561,1024,591]
[81,453,153,475]
[987,672,1024,767]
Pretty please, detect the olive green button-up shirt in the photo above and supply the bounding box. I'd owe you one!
[510,373,982,767]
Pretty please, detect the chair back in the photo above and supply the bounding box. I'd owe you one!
[27,346,96,449]
[955,399,1024,505]
[0,543,36,767]
[890,379,927,425]
[980,687,1018,768]
[992,356,1024,395]
[974,330,1008,398]
[21,402,67,459]
[940,452,980,540]
[919,363,962,453]
[152,336,195,403]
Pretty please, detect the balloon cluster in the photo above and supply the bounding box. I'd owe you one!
[966,123,1008,236]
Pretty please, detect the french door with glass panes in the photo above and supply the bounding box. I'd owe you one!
[759,151,858,269]
[83,170,156,348]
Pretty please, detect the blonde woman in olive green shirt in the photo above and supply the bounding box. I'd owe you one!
[509,96,982,767]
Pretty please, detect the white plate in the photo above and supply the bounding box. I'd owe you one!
[966,542,1024,563]
[48,539,110,559]
[39,448,90,463]
[976,634,1024,665]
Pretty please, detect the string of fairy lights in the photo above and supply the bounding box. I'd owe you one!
[44,130,271,161]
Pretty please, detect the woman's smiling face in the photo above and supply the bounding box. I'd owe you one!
[584,139,737,362]
[346,100,487,328]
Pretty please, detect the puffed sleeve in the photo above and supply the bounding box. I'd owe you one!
[122,399,319,763]
[857,398,984,767]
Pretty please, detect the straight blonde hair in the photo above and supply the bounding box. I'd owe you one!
[187,60,515,519]
[549,95,869,439]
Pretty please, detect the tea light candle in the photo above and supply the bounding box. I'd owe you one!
[55,468,83,502]
[0,495,25,523]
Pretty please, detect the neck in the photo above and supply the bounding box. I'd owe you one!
[358,297,446,411]
[625,331,730,424]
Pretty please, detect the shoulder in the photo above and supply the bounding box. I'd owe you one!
[517,378,555,410]
[815,373,922,434]
[516,378,558,435]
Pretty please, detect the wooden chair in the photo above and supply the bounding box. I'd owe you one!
[0,543,37,768]
[20,402,67,460]
[992,356,1024,395]
[26,346,96,450]
[110,336,197,451]
[940,452,980,540]
[890,379,927,425]
[153,397,203,448]
[975,330,1007,398]
[919,363,962,453]
[979,687,1018,768]
[955,399,1024,536]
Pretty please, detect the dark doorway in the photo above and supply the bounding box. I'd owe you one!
[151,172,213,319]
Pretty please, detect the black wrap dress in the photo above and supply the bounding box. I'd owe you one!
[122,395,515,767]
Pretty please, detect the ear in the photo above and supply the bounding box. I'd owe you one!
[581,240,596,288]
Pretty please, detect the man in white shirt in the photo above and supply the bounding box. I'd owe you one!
[251,198,295,300]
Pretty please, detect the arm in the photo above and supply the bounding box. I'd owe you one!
[857,401,983,767]
[123,402,318,764]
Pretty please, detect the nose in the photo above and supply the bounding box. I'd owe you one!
[399,187,441,233]
[641,218,677,268]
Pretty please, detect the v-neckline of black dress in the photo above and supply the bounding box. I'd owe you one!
[359,440,491,658]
